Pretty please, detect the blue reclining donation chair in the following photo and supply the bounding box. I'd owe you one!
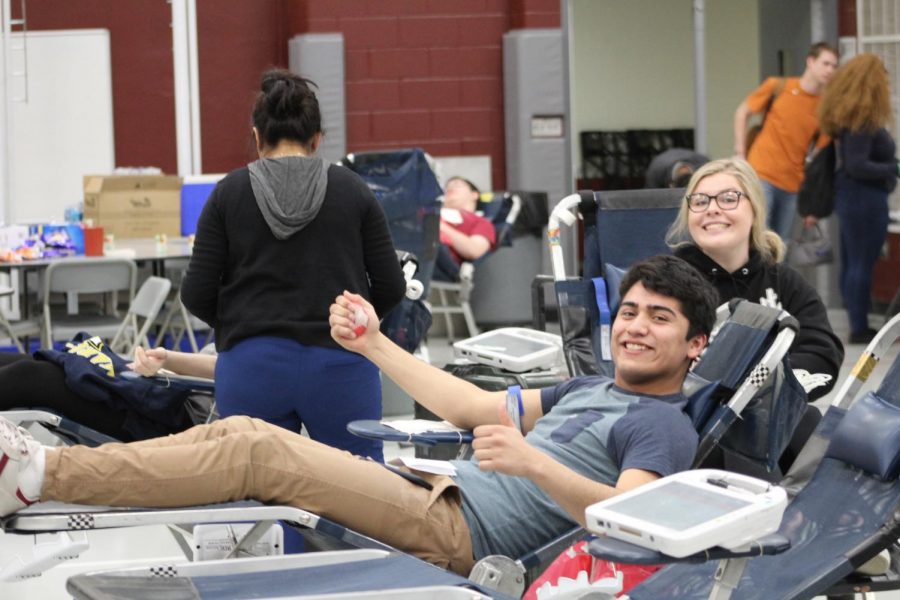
[65,550,507,600]
[341,148,441,352]
[0,302,796,597]
[430,191,523,340]
[538,188,683,377]
[346,298,798,597]
[588,313,900,600]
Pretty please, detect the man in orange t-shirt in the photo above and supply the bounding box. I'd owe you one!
[733,42,838,241]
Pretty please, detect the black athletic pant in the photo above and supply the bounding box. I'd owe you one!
[0,352,131,440]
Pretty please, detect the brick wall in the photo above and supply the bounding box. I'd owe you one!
[20,0,178,173]
[20,0,561,187]
[293,0,531,188]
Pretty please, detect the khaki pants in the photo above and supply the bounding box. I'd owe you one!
[43,415,475,573]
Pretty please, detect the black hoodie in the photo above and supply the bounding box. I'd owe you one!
[675,244,844,400]
[182,161,406,352]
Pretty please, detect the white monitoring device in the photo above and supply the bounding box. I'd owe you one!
[453,328,562,373]
[585,469,787,558]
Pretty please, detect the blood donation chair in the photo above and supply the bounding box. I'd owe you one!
[341,297,796,597]
[584,312,900,600]
[341,148,441,353]
[430,191,522,340]
[65,550,507,600]
[536,188,683,377]
[540,189,809,481]
[0,299,795,597]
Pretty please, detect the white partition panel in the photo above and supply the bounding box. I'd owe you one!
[9,29,115,223]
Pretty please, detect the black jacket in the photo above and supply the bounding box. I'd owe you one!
[839,128,898,193]
[182,163,406,351]
[675,245,844,400]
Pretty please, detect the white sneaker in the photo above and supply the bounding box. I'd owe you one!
[0,416,42,516]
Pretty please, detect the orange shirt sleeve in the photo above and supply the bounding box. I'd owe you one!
[745,77,779,114]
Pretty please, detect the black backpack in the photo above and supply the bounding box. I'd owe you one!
[796,140,836,218]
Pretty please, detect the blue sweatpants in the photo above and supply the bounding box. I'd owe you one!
[215,336,384,462]
[834,174,890,336]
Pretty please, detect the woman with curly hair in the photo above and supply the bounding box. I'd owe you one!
[817,53,899,344]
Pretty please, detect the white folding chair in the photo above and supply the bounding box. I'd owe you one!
[155,263,213,353]
[109,276,172,355]
[0,284,41,352]
[40,258,136,349]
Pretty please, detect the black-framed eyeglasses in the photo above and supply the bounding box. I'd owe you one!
[685,190,745,212]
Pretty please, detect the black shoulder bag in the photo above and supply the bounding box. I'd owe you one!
[796,133,837,219]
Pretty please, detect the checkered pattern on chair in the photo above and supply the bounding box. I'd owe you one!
[66,513,96,530]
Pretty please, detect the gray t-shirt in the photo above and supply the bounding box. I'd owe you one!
[453,376,698,560]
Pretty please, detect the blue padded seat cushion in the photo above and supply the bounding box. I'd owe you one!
[826,391,900,480]
[683,375,724,431]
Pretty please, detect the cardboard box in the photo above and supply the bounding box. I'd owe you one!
[83,175,182,239]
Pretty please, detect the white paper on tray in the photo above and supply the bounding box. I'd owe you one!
[396,457,458,476]
[383,419,467,435]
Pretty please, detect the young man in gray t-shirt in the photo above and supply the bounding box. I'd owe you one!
[0,255,717,574]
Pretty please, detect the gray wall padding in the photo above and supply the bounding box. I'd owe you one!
[470,235,544,326]
[288,34,346,164]
[490,29,571,325]
[503,29,566,204]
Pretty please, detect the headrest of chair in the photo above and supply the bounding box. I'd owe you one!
[603,263,627,315]
[476,193,508,221]
[826,392,900,481]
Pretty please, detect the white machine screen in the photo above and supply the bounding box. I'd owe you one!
[469,332,553,357]
[604,480,752,531]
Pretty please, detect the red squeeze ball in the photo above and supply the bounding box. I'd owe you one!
[352,306,368,336]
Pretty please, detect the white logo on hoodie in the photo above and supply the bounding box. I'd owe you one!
[759,287,782,309]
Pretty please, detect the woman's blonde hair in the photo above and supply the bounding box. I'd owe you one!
[666,158,786,263]
[818,53,893,136]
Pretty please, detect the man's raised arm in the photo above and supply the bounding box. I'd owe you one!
[733,100,753,158]
[329,291,543,431]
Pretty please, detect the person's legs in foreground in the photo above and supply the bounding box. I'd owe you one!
[760,179,798,242]
[0,415,474,573]
[834,185,889,340]
[216,337,384,461]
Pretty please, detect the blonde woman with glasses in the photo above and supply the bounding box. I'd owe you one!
[666,158,843,402]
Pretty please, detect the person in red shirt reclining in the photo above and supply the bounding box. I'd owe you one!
[433,177,496,282]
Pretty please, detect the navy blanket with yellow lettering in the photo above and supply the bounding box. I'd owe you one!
[35,333,193,439]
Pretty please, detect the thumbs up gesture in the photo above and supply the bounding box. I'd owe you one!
[471,400,536,477]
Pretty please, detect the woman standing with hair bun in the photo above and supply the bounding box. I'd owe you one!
[181,69,405,461]
[817,53,899,345]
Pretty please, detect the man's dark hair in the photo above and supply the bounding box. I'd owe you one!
[619,255,716,339]
[447,176,480,195]
[808,41,838,60]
